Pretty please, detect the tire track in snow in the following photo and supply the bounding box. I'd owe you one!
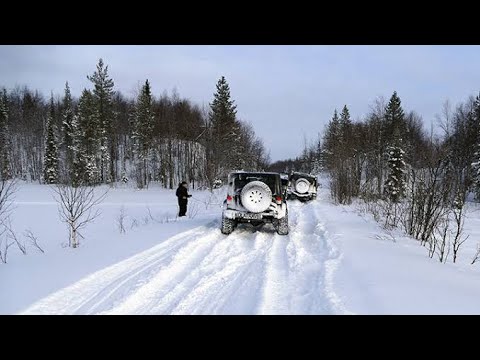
[20,200,352,315]
[167,230,273,314]
[256,206,303,314]
[311,202,355,315]
[284,201,331,314]
[104,226,265,314]
[19,223,218,315]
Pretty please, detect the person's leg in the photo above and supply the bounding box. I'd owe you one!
[179,201,187,216]
[178,200,184,217]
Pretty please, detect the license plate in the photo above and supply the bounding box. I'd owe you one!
[239,213,262,220]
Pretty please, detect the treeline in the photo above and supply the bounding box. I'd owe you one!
[288,91,480,262]
[0,59,269,189]
[297,91,480,206]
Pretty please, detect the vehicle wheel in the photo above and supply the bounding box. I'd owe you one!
[240,180,272,213]
[221,216,236,235]
[275,213,289,235]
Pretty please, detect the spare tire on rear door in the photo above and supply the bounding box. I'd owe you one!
[295,178,310,194]
[240,180,272,213]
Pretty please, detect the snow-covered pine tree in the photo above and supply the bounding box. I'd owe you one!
[228,120,245,171]
[0,89,10,180]
[61,82,75,182]
[470,94,480,200]
[208,76,238,180]
[75,89,99,186]
[384,92,407,202]
[43,95,59,184]
[70,113,83,186]
[384,140,406,202]
[132,79,154,188]
[87,58,115,183]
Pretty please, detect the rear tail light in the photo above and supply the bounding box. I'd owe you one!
[275,195,282,204]
[227,195,233,203]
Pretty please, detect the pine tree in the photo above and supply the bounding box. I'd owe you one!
[339,105,352,152]
[0,89,10,180]
[384,141,406,203]
[384,92,407,202]
[323,109,340,170]
[132,79,155,188]
[87,58,115,183]
[470,94,480,199]
[208,76,238,180]
[384,91,405,143]
[43,95,59,184]
[228,120,245,170]
[61,82,75,182]
[70,113,83,187]
[75,89,99,185]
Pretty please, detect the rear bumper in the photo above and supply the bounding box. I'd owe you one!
[291,191,315,197]
[290,192,316,200]
[223,207,286,221]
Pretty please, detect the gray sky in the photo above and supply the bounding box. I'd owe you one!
[1,45,480,161]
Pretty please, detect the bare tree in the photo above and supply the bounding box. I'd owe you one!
[53,185,108,248]
[450,190,469,263]
[0,223,13,263]
[187,201,200,219]
[1,218,26,255]
[436,99,453,137]
[24,229,44,253]
[471,244,480,265]
[432,218,450,263]
[117,205,127,234]
[0,179,18,263]
[0,179,17,222]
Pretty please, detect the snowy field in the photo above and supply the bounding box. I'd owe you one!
[2,182,480,315]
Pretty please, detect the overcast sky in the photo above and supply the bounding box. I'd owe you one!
[1,45,480,161]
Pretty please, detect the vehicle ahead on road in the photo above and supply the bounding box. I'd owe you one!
[280,173,290,198]
[287,172,318,202]
[221,171,289,235]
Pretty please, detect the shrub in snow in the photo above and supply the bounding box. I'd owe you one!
[53,184,108,248]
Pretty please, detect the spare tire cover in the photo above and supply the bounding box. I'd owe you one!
[295,178,310,194]
[240,181,272,213]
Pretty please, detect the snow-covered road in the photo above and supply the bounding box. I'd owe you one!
[7,184,480,315]
[19,201,353,315]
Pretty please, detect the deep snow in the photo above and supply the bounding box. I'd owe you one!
[2,181,480,315]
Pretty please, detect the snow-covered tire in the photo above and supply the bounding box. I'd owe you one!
[295,178,310,194]
[221,216,236,235]
[275,213,289,235]
[240,181,272,213]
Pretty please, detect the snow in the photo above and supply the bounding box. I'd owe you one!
[2,181,480,315]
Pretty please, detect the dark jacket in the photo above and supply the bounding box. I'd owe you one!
[176,186,190,202]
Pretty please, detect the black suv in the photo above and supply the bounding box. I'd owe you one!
[221,172,289,235]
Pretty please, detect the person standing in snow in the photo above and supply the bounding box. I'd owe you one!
[176,181,192,217]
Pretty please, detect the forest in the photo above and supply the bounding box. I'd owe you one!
[0,59,270,190]
[269,91,480,262]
